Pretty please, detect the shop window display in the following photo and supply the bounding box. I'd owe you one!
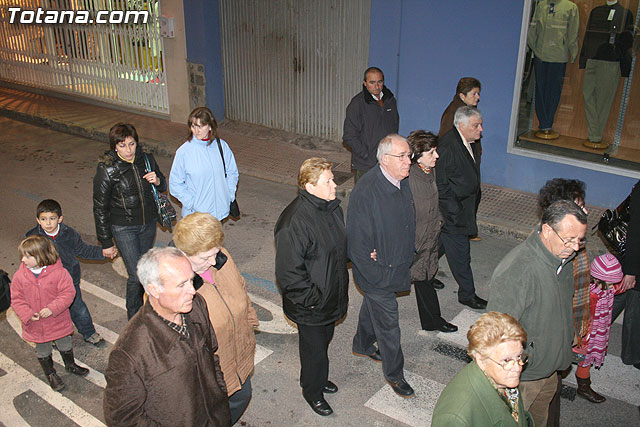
[516,0,640,170]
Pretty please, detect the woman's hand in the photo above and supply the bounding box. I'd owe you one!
[143,171,160,186]
[39,307,53,319]
[370,249,377,262]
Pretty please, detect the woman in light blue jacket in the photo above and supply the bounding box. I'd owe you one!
[170,107,239,221]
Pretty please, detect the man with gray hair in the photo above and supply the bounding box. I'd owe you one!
[104,247,231,426]
[435,106,487,309]
[347,134,416,398]
[487,200,588,426]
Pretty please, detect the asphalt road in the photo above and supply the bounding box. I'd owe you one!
[0,118,638,426]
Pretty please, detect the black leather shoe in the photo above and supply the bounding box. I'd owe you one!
[352,349,382,363]
[387,378,415,398]
[459,296,487,310]
[323,380,338,394]
[431,278,445,290]
[305,397,333,416]
[437,322,458,333]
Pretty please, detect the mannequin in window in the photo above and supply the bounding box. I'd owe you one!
[579,0,634,149]
[527,0,580,140]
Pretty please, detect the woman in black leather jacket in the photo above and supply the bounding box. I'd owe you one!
[93,123,167,319]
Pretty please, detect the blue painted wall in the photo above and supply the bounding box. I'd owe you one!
[182,0,225,120]
[368,0,637,207]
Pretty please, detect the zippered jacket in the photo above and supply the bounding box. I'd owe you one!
[169,137,239,221]
[487,231,576,381]
[194,248,258,396]
[93,146,166,248]
[11,259,75,343]
[343,86,399,171]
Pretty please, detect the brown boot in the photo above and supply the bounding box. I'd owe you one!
[576,376,606,403]
[38,356,65,391]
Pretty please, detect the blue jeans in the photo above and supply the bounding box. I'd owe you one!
[533,57,567,130]
[112,223,157,319]
[69,265,96,339]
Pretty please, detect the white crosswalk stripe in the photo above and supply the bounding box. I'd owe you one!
[0,352,105,427]
[364,370,446,426]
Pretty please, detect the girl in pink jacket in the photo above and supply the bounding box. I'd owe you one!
[11,235,89,391]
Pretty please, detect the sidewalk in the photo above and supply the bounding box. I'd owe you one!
[0,85,606,244]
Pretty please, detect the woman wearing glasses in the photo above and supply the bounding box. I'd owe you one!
[170,107,239,221]
[432,312,534,426]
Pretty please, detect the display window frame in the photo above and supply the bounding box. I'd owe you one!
[508,0,640,179]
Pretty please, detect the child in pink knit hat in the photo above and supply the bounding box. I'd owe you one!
[574,253,626,403]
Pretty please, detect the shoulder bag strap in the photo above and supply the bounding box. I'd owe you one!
[216,137,228,178]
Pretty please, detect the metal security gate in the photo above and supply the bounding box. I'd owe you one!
[220,0,370,141]
[0,0,168,114]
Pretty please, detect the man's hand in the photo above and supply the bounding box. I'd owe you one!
[370,249,377,262]
[620,274,636,292]
[103,247,118,259]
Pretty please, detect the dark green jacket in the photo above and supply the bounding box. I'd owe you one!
[487,231,575,381]
[432,362,533,427]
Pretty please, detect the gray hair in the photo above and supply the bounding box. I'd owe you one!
[453,106,482,128]
[376,133,407,163]
[137,246,186,293]
[541,199,588,228]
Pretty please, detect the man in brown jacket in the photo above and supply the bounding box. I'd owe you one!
[104,247,231,426]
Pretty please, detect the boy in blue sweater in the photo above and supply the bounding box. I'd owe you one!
[26,199,117,345]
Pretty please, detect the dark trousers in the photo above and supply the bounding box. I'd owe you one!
[353,291,404,382]
[298,323,335,401]
[229,376,252,425]
[414,279,445,330]
[438,232,476,301]
[612,288,640,365]
[534,57,567,130]
[69,266,96,339]
[112,223,157,319]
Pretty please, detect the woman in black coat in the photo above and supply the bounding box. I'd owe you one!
[274,157,349,417]
[612,180,640,369]
[93,123,166,319]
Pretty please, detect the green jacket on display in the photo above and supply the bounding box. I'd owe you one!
[528,0,579,63]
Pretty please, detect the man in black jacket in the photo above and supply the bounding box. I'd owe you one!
[436,106,487,309]
[343,67,399,182]
[347,134,416,398]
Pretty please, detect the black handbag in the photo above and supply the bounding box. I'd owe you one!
[216,138,240,219]
[144,154,177,230]
[0,269,11,313]
[596,192,632,259]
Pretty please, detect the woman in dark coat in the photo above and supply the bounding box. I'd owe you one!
[93,123,167,319]
[612,180,640,369]
[407,130,457,333]
[274,157,349,417]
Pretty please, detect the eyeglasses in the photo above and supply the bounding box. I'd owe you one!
[487,353,529,370]
[385,152,414,160]
[551,227,586,248]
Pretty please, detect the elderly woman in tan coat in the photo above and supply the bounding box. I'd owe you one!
[173,213,258,425]
[407,130,457,333]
